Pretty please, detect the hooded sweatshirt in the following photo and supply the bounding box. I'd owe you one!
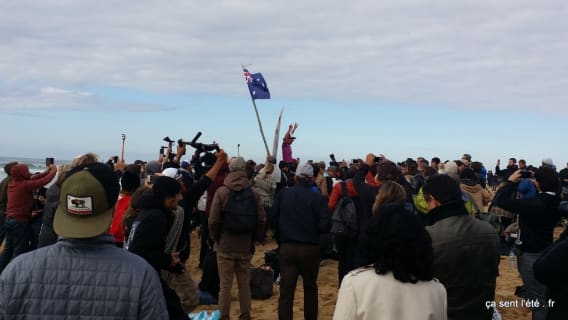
[208,171,266,253]
[460,182,492,212]
[6,164,57,222]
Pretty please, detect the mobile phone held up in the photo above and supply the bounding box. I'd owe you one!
[45,157,54,167]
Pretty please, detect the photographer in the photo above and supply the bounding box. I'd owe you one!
[494,167,562,320]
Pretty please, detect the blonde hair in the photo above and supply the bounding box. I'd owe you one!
[372,181,407,214]
[71,152,99,168]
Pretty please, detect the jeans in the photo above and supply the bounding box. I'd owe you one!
[199,211,211,268]
[217,251,253,320]
[278,243,320,320]
[518,252,548,320]
[335,237,359,286]
[0,218,30,272]
[198,289,218,305]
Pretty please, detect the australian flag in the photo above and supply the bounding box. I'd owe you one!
[243,68,270,100]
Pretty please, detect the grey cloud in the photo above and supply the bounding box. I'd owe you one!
[0,0,567,113]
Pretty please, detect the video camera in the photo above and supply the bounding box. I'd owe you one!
[329,153,339,167]
[182,132,220,179]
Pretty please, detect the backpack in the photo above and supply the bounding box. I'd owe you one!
[222,187,257,233]
[330,182,358,239]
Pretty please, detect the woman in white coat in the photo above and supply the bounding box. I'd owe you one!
[333,205,447,320]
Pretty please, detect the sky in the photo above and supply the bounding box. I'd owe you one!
[1,0,567,169]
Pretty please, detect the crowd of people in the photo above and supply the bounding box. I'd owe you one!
[0,128,567,320]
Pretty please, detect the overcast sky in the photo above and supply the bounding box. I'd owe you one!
[1,1,567,168]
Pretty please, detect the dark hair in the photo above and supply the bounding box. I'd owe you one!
[360,205,434,283]
[509,158,517,163]
[152,176,181,200]
[4,161,17,175]
[120,169,141,193]
[122,187,153,230]
[422,174,462,205]
[422,167,437,179]
[377,163,399,182]
[459,168,478,183]
[470,161,482,173]
[535,166,560,193]
[431,157,441,165]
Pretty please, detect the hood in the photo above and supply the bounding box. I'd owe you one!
[460,182,482,193]
[223,171,251,191]
[132,188,163,210]
[10,164,31,181]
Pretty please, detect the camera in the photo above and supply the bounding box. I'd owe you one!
[329,154,339,167]
[182,132,220,179]
[374,156,383,164]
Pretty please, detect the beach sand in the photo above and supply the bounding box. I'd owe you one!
[186,228,565,320]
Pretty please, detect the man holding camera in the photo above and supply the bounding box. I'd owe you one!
[124,176,188,320]
[0,163,57,272]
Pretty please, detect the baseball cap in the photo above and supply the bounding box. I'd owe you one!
[161,167,178,178]
[295,163,314,178]
[54,163,120,238]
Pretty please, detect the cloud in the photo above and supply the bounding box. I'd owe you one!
[0,1,567,113]
[0,84,175,112]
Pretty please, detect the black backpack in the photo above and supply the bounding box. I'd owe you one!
[222,187,258,233]
[330,182,358,239]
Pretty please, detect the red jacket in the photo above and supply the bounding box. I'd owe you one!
[328,180,358,212]
[109,193,132,243]
[6,164,57,222]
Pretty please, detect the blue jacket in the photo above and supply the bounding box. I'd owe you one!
[274,181,330,245]
[0,234,167,319]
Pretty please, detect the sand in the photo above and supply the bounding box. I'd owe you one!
[186,228,568,320]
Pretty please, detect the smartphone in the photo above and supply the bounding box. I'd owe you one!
[112,156,119,164]
[45,157,54,166]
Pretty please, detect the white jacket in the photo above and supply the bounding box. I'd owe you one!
[333,268,447,320]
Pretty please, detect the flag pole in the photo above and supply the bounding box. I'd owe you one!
[272,107,284,159]
[250,98,271,156]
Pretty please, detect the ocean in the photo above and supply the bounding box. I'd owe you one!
[0,157,69,181]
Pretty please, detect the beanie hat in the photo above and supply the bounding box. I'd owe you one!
[295,163,314,178]
[229,157,246,172]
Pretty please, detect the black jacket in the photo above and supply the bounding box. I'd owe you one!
[124,191,173,273]
[533,230,568,320]
[353,165,379,232]
[494,182,561,253]
[274,181,330,245]
[178,175,211,262]
[495,164,518,181]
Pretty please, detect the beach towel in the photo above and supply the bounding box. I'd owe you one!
[189,310,220,320]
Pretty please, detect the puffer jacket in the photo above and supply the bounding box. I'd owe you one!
[0,234,168,319]
[209,171,266,253]
[6,164,57,222]
[425,202,500,320]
